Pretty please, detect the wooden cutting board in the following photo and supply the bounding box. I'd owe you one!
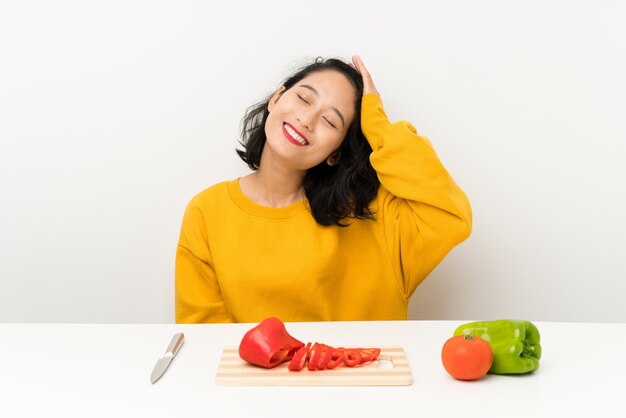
[215,346,412,386]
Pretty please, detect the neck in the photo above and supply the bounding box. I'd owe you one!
[240,152,306,208]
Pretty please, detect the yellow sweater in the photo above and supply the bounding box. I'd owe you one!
[175,93,472,323]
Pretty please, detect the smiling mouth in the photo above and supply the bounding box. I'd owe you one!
[283,123,309,146]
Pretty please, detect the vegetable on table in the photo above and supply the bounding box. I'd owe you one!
[287,342,311,371]
[288,344,378,371]
[441,334,493,381]
[238,317,304,368]
[325,348,346,370]
[238,317,381,371]
[343,349,363,367]
[453,319,542,375]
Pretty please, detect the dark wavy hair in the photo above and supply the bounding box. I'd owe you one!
[236,57,380,227]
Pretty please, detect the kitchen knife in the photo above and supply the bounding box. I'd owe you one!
[150,332,185,384]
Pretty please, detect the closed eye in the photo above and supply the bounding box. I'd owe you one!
[298,94,338,130]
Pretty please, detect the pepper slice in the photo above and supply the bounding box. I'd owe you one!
[453,319,541,374]
[343,349,363,367]
[358,348,381,363]
[307,343,322,371]
[288,342,311,371]
[325,348,345,369]
[239,317,304,369]
[316,344,333,370]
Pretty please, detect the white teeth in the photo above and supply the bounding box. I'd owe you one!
[284,124,308,145]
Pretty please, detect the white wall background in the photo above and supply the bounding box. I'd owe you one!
[1,0,624,323]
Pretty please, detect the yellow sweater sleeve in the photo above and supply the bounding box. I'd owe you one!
[175,199,234,323]
[361,93,472,298]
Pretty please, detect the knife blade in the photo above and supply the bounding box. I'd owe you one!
[150,332,185,384]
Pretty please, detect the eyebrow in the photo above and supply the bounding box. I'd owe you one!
[299,84,346,128]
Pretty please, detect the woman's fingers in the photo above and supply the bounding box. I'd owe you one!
[350,56,359,73]
[351,55,365,74]
[351,55,379,97]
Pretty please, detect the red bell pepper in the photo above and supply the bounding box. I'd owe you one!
[359,348,381,363]
[239,317,383,372]
[325,348,345,369]
[316,344,333,370]
[343,349,363,367]
[238,317,304,368]
[288,342,311,371]
[307,343,322,371]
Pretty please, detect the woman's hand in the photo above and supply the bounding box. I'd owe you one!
[351,55,380,97]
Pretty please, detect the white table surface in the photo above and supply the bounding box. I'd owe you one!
[1,320,624,418]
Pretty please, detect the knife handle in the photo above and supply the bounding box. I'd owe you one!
[166,333,185,357]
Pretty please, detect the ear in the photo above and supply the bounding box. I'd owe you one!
[268,85,287,112]
[326,152,341,166]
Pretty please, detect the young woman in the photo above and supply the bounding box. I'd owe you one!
[175,55,472,323]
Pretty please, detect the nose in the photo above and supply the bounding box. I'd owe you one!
[296,111,313,131]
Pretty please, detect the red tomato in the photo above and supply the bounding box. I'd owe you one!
[441,334,493,381]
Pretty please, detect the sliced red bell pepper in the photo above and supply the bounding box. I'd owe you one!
[238,317,383,372]
[316,344,334,370]
[325,348,345,369]
[358,348,381,363]
[288,342,311,371]
[307,343,322,371]
[238,317,304,369]
[343,349,363,367]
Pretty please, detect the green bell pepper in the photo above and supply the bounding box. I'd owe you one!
[453,319,541,375]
